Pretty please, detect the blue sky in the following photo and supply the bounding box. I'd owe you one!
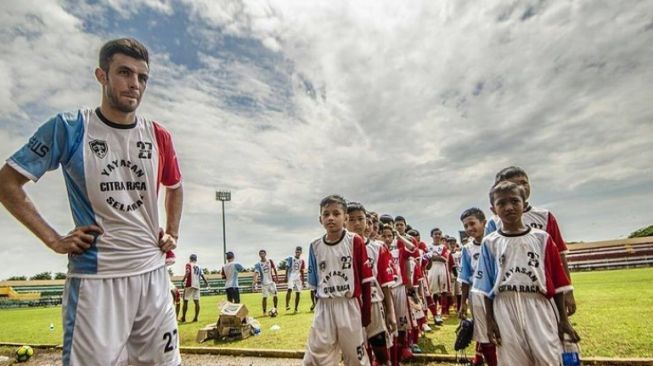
[0,0,652,278]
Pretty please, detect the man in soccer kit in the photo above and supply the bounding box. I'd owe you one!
[0,38,183,365]
[285,246,306,312]
[347,202,396,365]
[168,268,181,319]
[181,254,209,322]
[304,195,373,366]
[426,228,451,325]
[485,166,576,315]
[458,208,496,366]
[450,238,463,312]
[473,181,580,365]
[253,249,279,315]
[222,251,245,303]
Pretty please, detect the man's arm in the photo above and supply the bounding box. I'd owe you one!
[0,164,101,254]
[271,260,279,283]
[159,185,183,253]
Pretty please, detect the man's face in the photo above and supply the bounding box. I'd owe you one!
[491,190,525,226]
[295,249,302,258]
[463,216,486,241]
[381,229,394,246]
[507,175,531,201]
[320,203,347,235]
[431,230,442,244]
[346,210,367,236]
[97,53,149,113]
[395,221,406,235]
[259,251,266,261]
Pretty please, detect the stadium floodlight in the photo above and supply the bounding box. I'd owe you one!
[216,190,232,264]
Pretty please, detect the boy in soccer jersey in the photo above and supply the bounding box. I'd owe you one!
[0,38,183,365]
[473,182,580,365]
[449,238,463,312]
[347,202,396,366]
[222,251,245,303]
[457,208,496,366]
[168,268,181,318]
[304,195,373,366]
[407,230,438,329]
[181,254,209,322]
[285,246,306,312]
[426,228,451,325]
[253,249,279,315]
[485,166,576,315]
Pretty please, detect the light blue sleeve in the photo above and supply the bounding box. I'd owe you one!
[254,263,261,277]
[484,217,498,236]
[286,256,293,273]
[8,112,82,181]
[235,263,244,272]
[308,243,318,289]
[458,247,473,285]
[472,240,498,299]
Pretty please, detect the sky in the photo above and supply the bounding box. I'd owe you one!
[0,0,652,279]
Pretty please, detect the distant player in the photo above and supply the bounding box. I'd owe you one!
[457,208,496,366]
[181,254,209,322]
[426,228,451,325]
[449,237,463,312]
[473,181,580,365]
[222,251,245,303]
[168,268,181,318]
[407,229,438,328]
[285,246,306,312]
[485,166,576,315]
[0,38,183,365]
[253,249,279,315]
[303,195,373,366]
[347,202,396,365]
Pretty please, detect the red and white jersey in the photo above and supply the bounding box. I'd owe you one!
[452,250,462,271]
[254,259,276,285]
[185,262,202,289]
[427,243,450,271]
[8,108,182,278]
[472,228,572,299]
[485,206,569,254]
[389,239,411,287]
[307,231,373,299]
[366,239,395,303]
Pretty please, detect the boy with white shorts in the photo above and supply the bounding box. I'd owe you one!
[304,195,373,366]
[253,249,279,315]
[285,246,306,312]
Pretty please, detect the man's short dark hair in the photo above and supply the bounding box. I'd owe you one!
[259,249,266,254]
[320,194,347,212]
[379,214,394,224]
[99,38,149,71]
[494,166,528,184]
[460,207,486,222]
[295,246,303,252]
[226,251,235,260]
[489,181,527,205]
[394,216,406,224]
[407,229,419,237]
[347,201,366,215]
[430,227,441,236]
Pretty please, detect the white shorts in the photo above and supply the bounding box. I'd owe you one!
[391,285,410,332]
[288,278,303,292]
[469,291,489,343]
[494,292,562,366]
[303,297,370,366]
[62,266,181,366]
[366,301,388,339]
[261,282,278,297]
[183,287,200,301]
[428,265,450,295]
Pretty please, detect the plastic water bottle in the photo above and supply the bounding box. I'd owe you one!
[49,323,54,332]
[251,324,261,335]
[561,335,581,366]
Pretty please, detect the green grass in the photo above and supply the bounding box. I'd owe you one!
[1,268,652,358]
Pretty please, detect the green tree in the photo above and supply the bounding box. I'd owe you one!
[629,225,653,238]
[30,272,52,281]
[54,272,67,280]
[6,276,27,281]
[277,259,288,271]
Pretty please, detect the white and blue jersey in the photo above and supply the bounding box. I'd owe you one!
[254,260,276,285]
[7,108,182,278]
[457,240,482,286]
[222,262,244,289]
[286,256,305,282]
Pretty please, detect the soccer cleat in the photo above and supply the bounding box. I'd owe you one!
[286,306,291,311]
[422,323,433,332]
[411,344,422,354]
[434,316,443,326]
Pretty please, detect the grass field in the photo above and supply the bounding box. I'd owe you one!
[1,267,652,358]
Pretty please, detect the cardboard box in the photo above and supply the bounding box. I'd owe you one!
[218,302,248,327]
[217,323,252,340]
[196,323,218,343]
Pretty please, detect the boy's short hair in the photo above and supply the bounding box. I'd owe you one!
[430,227,441,236]
[347,201,366,214]
[460,207,486,222]
[295,246,303,252]
[99,38,149,71]
[190,254,197,261]
[407,229,419,237]
[320,194,347,212]
[394,215,406,223]
[489,181,527,205]
[494,166,529,184]
[226,251,235,260]
[381,224,394,233]
[379,214,394,224]
[259,249,266,254]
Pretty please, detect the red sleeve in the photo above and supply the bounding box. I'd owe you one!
[377,247,395,287]
[270,260,276,270]
[153,122,182,189]
[546,213,569,254]
[544,236,572,297]
[184,263,192,287]
[353,235,372,326]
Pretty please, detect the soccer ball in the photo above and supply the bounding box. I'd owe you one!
[269,307,278,317]
[15,345,34,362]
